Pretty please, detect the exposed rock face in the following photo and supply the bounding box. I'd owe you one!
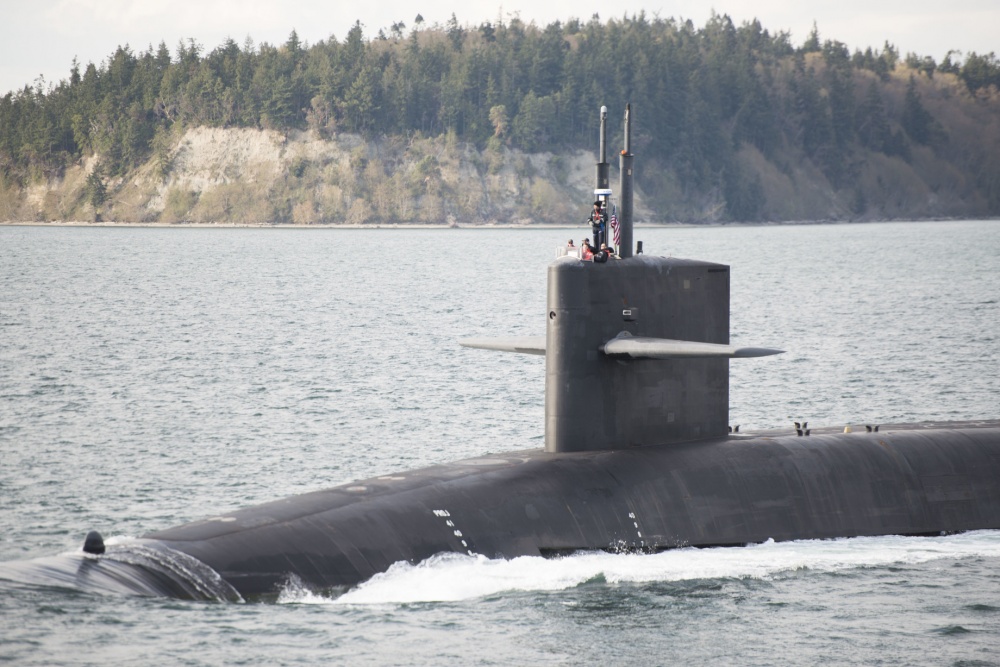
[7,127,648,225]
[3,113,995,225]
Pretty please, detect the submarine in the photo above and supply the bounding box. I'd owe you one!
[3,105,1000,601]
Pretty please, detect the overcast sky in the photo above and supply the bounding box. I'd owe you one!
[3,0,997,96]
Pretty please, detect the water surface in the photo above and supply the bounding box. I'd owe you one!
[1,221,999,665]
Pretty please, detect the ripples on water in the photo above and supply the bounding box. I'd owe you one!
[1,221,999,665]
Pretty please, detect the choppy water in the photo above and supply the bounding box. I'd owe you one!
[1,221,999,665]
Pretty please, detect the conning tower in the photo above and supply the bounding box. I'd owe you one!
[462,105,781,452]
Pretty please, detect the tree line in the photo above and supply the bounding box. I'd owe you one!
[2,13,999,219]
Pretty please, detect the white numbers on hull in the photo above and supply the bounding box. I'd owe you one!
[628,511,645,548]
[432,509,474,555]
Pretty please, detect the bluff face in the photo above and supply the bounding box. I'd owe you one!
[6,127,616,225]
[3,122,993,226]
[3,63,1000,226]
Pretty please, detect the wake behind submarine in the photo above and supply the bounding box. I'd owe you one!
[5,105,1000,601]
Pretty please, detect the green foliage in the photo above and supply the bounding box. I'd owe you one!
[84,168,107,208]
[801,23,821,53]
[905,52,937,78]
[959,52,1000,92]
[856,82,890,152]
[901,77,940,145]
[851,43,899,80]
[0,13,997,222]
[512,92,558,147]
[722,162,764,221]
[447,14,465,51]
[151,125,174,180]
[415,155,440,180]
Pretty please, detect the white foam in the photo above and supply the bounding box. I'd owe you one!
[279,530,1000,605]
[277,574,335,605]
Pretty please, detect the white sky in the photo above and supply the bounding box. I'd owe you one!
[3,0,997,96]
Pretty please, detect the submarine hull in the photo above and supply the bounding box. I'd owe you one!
[140,420,1000,598]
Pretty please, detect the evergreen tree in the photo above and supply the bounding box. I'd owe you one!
[446,14,465,51]
[723,162,764,221]
[801,22,820,53]
[85,167,106,208]
[901,76,936,144]
[512,91,557,147]
[960,52,1000,92]
[856,81,889,152]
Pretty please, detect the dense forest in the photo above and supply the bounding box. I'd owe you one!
[2,13,1000,223]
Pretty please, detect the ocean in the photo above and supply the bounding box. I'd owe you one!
[1,221,999,665]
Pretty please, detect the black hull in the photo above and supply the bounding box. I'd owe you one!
[139,421,1000,598]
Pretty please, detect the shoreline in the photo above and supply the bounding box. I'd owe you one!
[0,217,986,230]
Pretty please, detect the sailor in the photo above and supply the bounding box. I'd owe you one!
[590,201,602,222]
[590,201,607,249]
[581,239,594,261]
[593,242,610,263]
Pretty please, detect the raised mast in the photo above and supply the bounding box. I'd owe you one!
[618,103,634,258]
[596,105,609,191]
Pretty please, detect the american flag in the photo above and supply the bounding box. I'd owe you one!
[610,208,621,248]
